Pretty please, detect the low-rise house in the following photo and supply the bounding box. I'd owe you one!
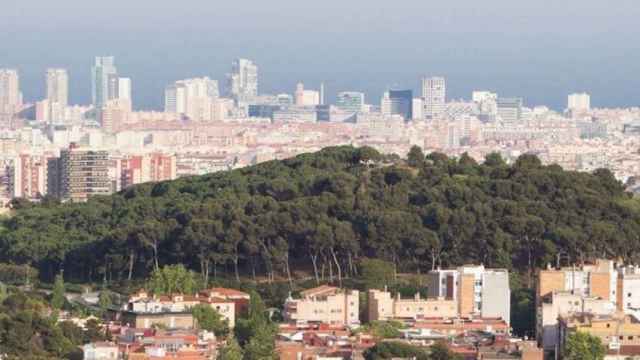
[412,317,510,337]
[121,329,216,360]
[284,285,360,326]
[199,287,251,316]
[82,342,119,360]
[123,290,235,328]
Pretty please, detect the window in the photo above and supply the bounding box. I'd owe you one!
[606,323,611,328]
[629,336,634,340]
[629,293,633,297]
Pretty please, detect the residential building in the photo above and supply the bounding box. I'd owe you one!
[284,285,360,326]
[472,91,498,116]
[412,98,424,120]
[272,107,317,123]
[367,289,457,322]
[119,329,217,360]
[536,259,619,352]
[295,82,321,106]
[101,98,132,133]
[422,76,446,119]
[336,92,365,113]
[427,265,511,324]
[118,77,132,101]
[559,314,640,359]
[568,92,591,113]
[8,154,49,199]
[497,97,523,123]
[200,288,251,316]
[119,153,177,189]
[123,288,241,328]
[82,342,119,360]
[164,77,219,121]
[0,69,22,114]
[46,68,69,108]
[47,143,111,202]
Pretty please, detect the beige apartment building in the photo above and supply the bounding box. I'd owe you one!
[367,289,457,322]
[559,313,640,358]
[124,289,237,328]
[284,285,360,326]
[536,259,640,356]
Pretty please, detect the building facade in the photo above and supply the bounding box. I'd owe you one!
[0,69,22,114]
[427,265,511,324]
[48,143,112,202]
[91,56,118,108]
[284,285,360,326]
[422,76,446,119]
[367,289,457,322]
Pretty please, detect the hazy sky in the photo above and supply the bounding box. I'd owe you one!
[2,0,640,110]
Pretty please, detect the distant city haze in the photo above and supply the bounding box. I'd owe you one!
[3,0,640,110]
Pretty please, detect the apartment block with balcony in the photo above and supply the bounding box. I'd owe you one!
[284,285,360,326]
[426,265,510,324]
[47,143,112,202]
[367,289,457,322]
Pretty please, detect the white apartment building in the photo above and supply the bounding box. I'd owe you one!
[46,68,69,107]
[568,92,591,113]
[0,69,22,113]
[164,77,219,121]
[422,76,446,119]
[427,265,511,324]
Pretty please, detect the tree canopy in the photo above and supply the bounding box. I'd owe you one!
[563,331,605,360]
[0,146,636,287]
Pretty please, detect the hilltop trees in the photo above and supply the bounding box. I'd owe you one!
[0,146,638,288]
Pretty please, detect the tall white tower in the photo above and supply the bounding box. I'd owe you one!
[568,93,591,113]
[0,69,22,111]
[46,69,69,107]
[422,76,446,119]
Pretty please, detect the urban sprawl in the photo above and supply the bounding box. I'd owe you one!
[1,57,639,207]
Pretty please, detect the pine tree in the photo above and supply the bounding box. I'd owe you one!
[51,274,65,309]
[217,336,243,360]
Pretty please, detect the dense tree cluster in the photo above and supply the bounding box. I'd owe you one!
[0,146,637,289]
[0,289,106,359]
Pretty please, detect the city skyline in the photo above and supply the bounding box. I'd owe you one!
[3,0,640,110]
[0,56,632,113]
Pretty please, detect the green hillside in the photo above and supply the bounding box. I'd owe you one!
[1,146,638,285]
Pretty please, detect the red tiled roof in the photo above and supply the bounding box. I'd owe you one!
[201,287,250,297]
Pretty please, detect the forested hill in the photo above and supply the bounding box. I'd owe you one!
[1,146,638,284]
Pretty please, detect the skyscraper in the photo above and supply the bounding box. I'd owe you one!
[46,69,69,107]
[387,89,413,120]
[422,76,446,119]
[497,97,524,123]
[91,56,118,108]
[568,92,591,113]
[0,69,22,113]
[118,78,132,101]
[225,59,258,101]
[336,92,365,113]
[294,82,320,106]
[164,77,219,121]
